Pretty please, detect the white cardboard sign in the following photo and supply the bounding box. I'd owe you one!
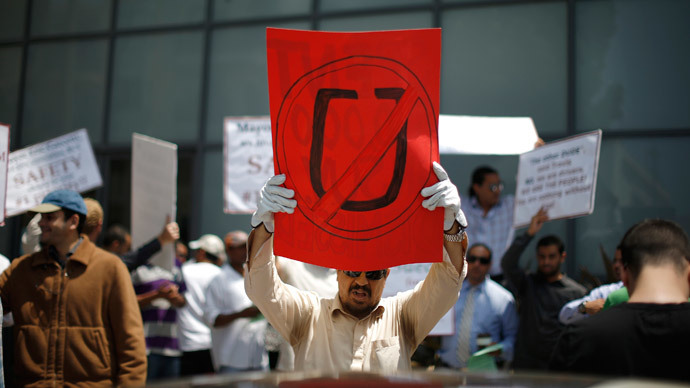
[382,263,454,336]
[0,123,10,224]
[513,130,602,228]
[224,116,274,213]
[6,128,102,217]
[439,115,539,155]
[131,133,177,272]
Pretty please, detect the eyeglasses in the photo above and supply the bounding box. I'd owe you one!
[466,255,491,265]
[489,182,504,193]
[343,270,387,280]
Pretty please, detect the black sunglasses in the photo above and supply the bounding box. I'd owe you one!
[467,255,491,265]
[343,270,387,280]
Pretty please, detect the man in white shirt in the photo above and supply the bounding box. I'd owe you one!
[245,162,468,372]
[177,234,224,376]
[205,231,267,373]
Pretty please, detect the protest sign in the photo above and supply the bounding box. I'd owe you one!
[0,123,9,224]
[224,116,274,213]
[513,130,602,228]
[267,28,443,271]
[6,128,102,217]
[383,263,454,335]
[131,133,177,272]
[439,115,539,155]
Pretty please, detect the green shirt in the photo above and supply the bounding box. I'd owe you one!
[603,287,629,310]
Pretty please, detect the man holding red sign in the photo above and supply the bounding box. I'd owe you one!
[244,162,468,371]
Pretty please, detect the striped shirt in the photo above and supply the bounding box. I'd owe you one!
[131,264,186,357]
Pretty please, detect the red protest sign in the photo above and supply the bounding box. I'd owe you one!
[267,28,442,271]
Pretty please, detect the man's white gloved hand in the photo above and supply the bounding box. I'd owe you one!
[421,162,468,231]
[251,174,297,233]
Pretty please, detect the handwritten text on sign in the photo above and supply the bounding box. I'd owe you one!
[513,130,602,228]
[224,117,274,214]
[6,129,102,217]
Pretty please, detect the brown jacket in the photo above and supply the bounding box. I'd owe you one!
[0,235,147,387]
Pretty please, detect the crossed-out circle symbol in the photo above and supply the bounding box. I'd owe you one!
[275,56,436,240]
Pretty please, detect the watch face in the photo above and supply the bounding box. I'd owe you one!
[578,303,586,313]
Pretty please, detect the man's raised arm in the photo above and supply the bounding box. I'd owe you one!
[246,174,296,269]
[396,162,469,345]
[421,162,468,275]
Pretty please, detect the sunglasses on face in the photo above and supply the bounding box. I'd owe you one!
[466,255,491,265]
[489,182,504,193]
[343,270,387,280]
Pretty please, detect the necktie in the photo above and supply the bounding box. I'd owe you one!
[456,286,477,367]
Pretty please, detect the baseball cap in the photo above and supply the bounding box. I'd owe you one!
[189,234,227,263]
[30,190,88,216]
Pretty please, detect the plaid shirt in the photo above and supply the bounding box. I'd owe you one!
[461,194,515,275]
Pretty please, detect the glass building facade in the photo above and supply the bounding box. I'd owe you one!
[0,0,688,280]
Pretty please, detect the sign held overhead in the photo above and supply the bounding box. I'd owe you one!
[6,128,102,217]
[513,130,602,228]
[267,28,443,270]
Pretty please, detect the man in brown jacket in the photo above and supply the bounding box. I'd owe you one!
[0,190,147,387]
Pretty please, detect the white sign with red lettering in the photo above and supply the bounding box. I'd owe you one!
[6,128,102,217]
[0,123,10,224]
[131,133,177,272]
[224,116,274,213]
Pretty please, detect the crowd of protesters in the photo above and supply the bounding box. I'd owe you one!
[0,163,687,386]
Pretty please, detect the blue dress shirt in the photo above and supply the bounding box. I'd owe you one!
[438,278,518,368]
[461,194,515,276]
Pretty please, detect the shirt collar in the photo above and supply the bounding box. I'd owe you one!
[32,234,95,268]
[462,279,487,293]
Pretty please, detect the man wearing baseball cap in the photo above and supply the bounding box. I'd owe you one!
[177,234,225,376]
[0,190,147,386]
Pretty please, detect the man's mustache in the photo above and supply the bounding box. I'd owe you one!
[350,284,371,295]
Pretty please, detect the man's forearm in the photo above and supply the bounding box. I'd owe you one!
[213,312,243,327]
[247,225,272,271]
[136,290,160,308]
[501,233,532,274]
[443,221,467,275]
[120,237,161,272]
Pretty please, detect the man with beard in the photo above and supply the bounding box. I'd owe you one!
[244,162,468,372]
[501,208,586,371]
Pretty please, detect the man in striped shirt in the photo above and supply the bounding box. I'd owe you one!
[132,261,186,381]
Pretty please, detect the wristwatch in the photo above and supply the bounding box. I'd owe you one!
[444,229,467,243]
[578,301,587,314]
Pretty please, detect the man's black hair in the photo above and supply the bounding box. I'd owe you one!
[537,235,565,255]
[619,219,690,279]
[61,208,86,234]
[103,224,130,247]
[468,242,493,261]
[469,166,498,197]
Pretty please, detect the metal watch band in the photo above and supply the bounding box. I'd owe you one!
[443,230,466,242]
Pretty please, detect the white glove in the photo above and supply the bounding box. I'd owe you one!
[421,162,468,231]
[251,174,297,233]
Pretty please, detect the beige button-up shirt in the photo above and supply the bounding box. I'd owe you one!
[244,236,463,372]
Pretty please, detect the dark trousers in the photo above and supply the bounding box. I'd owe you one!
[180,349,215,377]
